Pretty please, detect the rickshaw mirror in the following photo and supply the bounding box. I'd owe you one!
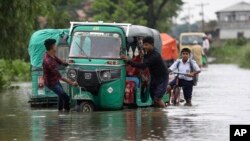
[60,32,69,41]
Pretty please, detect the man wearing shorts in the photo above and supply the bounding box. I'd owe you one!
[122,36,168,108]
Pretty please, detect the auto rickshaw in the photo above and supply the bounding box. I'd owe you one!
[66,22,169,111]
[28,29,69,107]
[179,32,207,65]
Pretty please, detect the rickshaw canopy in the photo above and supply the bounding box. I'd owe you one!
[160,33,178,61]
[121,25,162,52]
[122,25,154,37]
[28,29,69,68]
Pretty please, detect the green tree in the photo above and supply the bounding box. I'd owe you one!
[0,0,48,59]
[91,0,183,31]
[46,0,86,28]
[92,0,148,25]
[0,0,83,60]
[145,0,183,31]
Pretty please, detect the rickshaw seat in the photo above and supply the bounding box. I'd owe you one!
[126,77,140,88]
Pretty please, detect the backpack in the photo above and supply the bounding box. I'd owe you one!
[176,60,198,86]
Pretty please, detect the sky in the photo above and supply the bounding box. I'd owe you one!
[175,0,250,24]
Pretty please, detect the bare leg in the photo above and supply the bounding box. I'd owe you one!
[167,85,173,105]
[154,99,166,108]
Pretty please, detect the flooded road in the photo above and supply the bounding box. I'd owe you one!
[1,64,250,141]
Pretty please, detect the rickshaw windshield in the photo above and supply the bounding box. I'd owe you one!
[69,32,122,59]
[181,35,203,45]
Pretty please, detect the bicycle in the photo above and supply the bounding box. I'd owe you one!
[168,72,187,106]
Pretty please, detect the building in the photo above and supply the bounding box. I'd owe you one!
[216,2,250,39]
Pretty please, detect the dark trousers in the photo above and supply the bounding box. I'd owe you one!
[169,78,193,100]
[48,82,70,111]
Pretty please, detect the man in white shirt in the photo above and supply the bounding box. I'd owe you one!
[168,48,201,106]
[202,35,210,66]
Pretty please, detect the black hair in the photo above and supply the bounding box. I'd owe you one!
[181,48,191,54]
[44,39,56,51]
[143,36,154,45]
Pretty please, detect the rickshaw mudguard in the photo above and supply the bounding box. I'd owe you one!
[134,88,169,106]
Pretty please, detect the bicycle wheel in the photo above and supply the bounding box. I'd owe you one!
[173,86,181,105]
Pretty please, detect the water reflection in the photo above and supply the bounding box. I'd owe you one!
[1,65,250,141]
[28,109,168,141]
[0,85,31,141]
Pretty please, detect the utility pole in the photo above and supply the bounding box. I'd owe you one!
[196,3,209,32]
[186,5,194,32]
[183,5,194,32]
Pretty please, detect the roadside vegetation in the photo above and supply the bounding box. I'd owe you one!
[0,60,30,89]
[0,0,184,90]
[209,37,250,69]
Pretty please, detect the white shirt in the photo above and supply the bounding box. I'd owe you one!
[202,39,210,50]
[169,59,200,81]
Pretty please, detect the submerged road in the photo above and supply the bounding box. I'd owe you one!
[0,64,250,141]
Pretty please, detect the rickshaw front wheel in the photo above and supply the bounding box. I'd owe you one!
[79,101,94,112]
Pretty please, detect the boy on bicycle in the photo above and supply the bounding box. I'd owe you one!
[167,48,201,106]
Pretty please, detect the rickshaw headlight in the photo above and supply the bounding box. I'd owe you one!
[101,71,111,81]
[67,69,77,80]
[99,69,121,82]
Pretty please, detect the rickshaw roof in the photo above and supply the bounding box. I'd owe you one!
[69,22,155,37]
[69,22,162,53]
[150,29,162,53]
[121,25,154,37]
[28,29,69,68]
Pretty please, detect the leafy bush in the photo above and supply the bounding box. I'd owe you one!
[239,47,250,69]
[223,37,247,46]
[237,37,247,46]
[209,45,242,64]
[0,69,7,89]
[0,59,30,89]
[210,42,250,69]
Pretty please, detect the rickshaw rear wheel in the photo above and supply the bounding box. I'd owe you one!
[79,101,94,112]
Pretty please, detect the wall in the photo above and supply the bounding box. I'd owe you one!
[220,29,250,39]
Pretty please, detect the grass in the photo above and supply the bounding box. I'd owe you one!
[209,42,250,69]
[239,46,250,69]
[0,59,30,89]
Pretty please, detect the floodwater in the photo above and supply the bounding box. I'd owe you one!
[1,64,250,141]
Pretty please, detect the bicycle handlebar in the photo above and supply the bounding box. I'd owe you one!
[170,72,188,75]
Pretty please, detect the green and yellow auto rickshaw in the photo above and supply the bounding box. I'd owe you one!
[28,29,69,107]
[66,22,169,111]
